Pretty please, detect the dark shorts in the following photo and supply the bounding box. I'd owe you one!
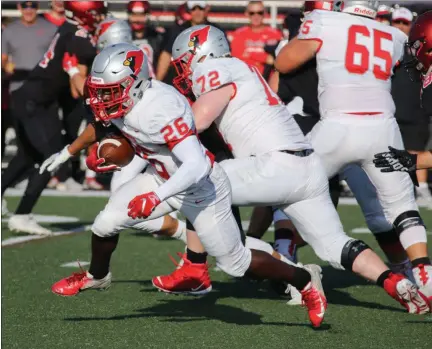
[399,123,430,151]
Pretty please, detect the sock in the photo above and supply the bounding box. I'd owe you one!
[376,270,392,288]
[186,248,207,264]
[274,228,296,262]
[412,257,431,268]
[171,220,187,243]
[89,233,119,279]
[399,226,427,250]
[291,267,312,291]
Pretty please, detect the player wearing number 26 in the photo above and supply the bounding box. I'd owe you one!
[275,1,432,300]
[166,23,432,316]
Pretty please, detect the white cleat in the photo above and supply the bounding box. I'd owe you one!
[287,264,324,306]
[8,214,52,235]
[83,178,104,190]
[56,178,83,192]
[412,264,432,306]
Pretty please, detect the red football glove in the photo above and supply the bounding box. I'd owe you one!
[86,143,120,173]
[128,192,161,219]
[63,52,79,77]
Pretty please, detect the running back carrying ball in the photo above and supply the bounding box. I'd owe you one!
[97,134,135,167]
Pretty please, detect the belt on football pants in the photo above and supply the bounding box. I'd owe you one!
[280,149,314,157]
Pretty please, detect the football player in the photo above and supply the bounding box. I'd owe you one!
[161,24,431,315]
[275,1,432,303]
[40,44,327,328]
[0,1,106,235]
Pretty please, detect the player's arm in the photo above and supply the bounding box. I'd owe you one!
[192,84,234,133]
[274,37,320,74]
[417,151,432,170]
[156,50,172,81]
[154,135,211,201]
[63,51,87,97]
[39,123,99,174]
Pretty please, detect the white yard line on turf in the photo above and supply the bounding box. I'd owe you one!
[1,225,92,247]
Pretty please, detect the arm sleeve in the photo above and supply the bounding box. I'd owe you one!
[297,11,323,41]
[154,135,211,201]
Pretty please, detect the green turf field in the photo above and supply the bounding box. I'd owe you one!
[2,196,432,349]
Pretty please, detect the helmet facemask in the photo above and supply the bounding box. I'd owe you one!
[86,75,135,122]
[172,51,195,96]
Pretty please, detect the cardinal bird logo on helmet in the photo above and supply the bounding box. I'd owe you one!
[123,50,144,76]
[188,26,211,51]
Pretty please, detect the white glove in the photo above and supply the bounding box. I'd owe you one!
[39,145,72,174]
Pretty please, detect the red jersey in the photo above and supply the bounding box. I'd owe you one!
[43,12,66,27]
[228,25,282,75]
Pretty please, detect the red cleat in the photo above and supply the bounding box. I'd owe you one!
[300,281,327,328]
[152,253,212,295]
[51,270,111,296]
[412,264,432,306]
[383,272,430,314]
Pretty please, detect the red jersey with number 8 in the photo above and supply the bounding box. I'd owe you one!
[298,10,407,117]
[191,57,309,158]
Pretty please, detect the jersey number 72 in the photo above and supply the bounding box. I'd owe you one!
[345,25,393,81]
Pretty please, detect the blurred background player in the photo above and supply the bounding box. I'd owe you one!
[0,1,107,234]
[228,1,282,80]
[43,0,65,27]
[127,1,163,78]
[156,1,222,83]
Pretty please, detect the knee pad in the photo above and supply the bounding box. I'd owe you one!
[341,239,370,271]
[216,245,252,278]
[393,210,425,236]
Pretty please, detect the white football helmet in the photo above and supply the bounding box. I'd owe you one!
[86,43,150,122]
[96,18,133,52]
[171,25,230,95]
[334,1,379,19]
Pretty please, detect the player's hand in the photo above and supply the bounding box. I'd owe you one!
[39,145,72,174]
[373,146,417,173]
[127,192,161,219]
[62,52,80,78]
[86,143,121,173]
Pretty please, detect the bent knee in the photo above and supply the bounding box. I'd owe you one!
[92,210,122,238]
[308,233,352,270]
[216,245,252,277]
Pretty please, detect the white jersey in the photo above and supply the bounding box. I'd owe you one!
[112,80,212,186]
[192,57,309,158]
[298,10,407,117]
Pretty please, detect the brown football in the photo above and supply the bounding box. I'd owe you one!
[97,134,135,167]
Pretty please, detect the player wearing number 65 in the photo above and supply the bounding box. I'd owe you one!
[275,0,432,300]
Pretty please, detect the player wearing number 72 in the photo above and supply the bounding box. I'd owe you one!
[275,1,432,299]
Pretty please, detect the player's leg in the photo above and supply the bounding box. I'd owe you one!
[341,164,409,271]
[181,164,327,327]
[282,152,430,314]
[362,118,431,302]
[51,171,181,296]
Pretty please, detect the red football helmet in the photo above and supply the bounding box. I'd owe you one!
[407,11,432,73]
[64,1,107,33]
[175,2,192,26]
[303,1,334,13]
[127,1,150,31]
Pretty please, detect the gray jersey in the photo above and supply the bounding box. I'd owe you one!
[2,18,57,92]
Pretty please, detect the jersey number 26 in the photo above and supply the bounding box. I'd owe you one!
[345,25,393,81]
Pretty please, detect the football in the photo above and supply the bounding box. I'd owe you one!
[97,134,135,167]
